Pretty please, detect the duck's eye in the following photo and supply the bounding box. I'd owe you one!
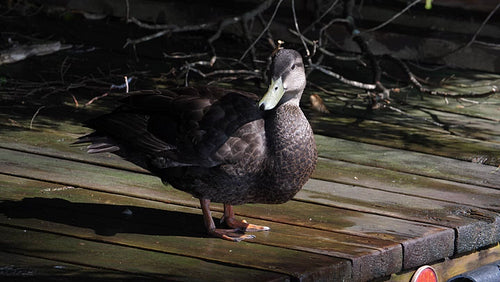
[291,64,296,70]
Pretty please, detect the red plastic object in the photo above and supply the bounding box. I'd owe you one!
[411,266,438,282]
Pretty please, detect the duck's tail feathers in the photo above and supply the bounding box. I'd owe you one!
[74,135,121,154]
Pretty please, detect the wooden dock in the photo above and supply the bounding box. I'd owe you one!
[1,71,499,281]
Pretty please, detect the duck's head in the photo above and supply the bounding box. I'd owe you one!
[259,49,306,111]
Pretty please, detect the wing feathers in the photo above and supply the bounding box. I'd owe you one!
[80,86,264,169]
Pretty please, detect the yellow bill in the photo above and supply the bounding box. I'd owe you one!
[259,77,284,111]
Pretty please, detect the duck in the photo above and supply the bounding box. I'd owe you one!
[77,49,317,241]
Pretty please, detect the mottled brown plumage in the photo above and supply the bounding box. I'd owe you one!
[78,49,317,241]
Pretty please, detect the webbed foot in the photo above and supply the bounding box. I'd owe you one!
[199,199,269,242]
[208,228,256,242]
[223,205,270,232]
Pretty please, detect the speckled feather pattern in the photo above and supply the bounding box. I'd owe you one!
[167,102,317,205]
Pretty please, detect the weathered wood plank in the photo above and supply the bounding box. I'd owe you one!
[0,214,350,281]
[398,107,500,143]
[3,131,499,232]
[0,126,146,173]
[314,157,500,212]
[1,127,498,191]
[241,202,453,270]
[298,178,500,257]
[0,251,151,280]
[0,173,395,281]
[315,135,500,189]
[0,225,290,282]
[311,117,500,167]
[390,243,500,282]
[4,138,499,214]
[0,200,352,280]
[305,83,500,166]
[0,150,453,271]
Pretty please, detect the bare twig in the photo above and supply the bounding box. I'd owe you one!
[85,93,109,106]
[0,41,72,65]
[310,64,376,90]
[308,81,360,99]
[209,0,276,44]
[387,55,499,98]
[289,29,360,61]
[125,0,130,20]
[200,69,261,78]
[473,40,500,50]
[303,0,341,34]
[239,0,283,62]
[128,17,213,31]
[318,18,350,47]
[163,52,208,59]
[71,94,79,108]
[125,76,129,93]
[123,18,218,48]
[123,30,169,48]
[60,56,70,84]
[363,0,420,33]
[464,2,500,49]
[258,14,276,49]
[125,0,278,54]
[291,0,310,57]
[423,2,500,60]
[30,106,45,129]
[387,105,446,128]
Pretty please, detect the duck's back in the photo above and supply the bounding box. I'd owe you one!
[82,86,270,202]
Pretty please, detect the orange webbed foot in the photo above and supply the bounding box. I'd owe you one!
[222,204,270,232]
[200,199,269,242]
[223,217,270,232]
[208,228,256,242]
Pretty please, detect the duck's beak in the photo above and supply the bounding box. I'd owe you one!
[259,77,284,111]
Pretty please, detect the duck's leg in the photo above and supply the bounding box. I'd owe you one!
[199,199,256,242]
[222,204,270,232]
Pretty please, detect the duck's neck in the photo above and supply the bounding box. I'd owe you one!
[266,103,310,151]
[263,102,317,203]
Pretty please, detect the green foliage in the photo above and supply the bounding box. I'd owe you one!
[425,0,432,10]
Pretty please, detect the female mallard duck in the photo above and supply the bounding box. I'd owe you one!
[79,49,317,241]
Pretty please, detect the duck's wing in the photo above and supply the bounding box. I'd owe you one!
[79,87,264,168]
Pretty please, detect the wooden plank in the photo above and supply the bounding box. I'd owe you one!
[311,117,500,167]
[0,215,350,281]
[314,157,500,212]
[395,107,500,143]
[0,251,151,280]
[2,105,499,183]
[390,243,500,282]
[239,202,454,270]
[0,151,454,272]
[0,225,289,281]
[306,75,500,166]
[391,73,500,121]
[0,128,146,173]
[0,173,390,281]
[297,178,500,256]
[3,137,499,214]
[315,135,500,189]
[1,127,498,191]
